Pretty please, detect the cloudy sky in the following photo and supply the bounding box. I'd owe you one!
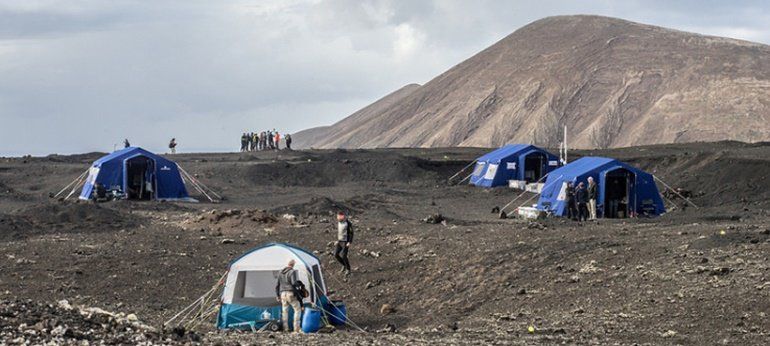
[1,0,769,156]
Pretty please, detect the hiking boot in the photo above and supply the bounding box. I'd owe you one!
[339,267,347,274]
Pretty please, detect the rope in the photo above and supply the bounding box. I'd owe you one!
[456,172,473,185]
[179,168,216,202]
[447,160,477,184]
[164,272,227,328]
[64,172,89,200]
[178,165,222,201]
[513,174,564,213]
[54,169,89,198]
[500,173,550,213]
[308,278,367,333]
[653,175,699,209]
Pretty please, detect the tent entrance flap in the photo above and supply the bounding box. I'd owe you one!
[125,156,155,200]
[523,153,547,182]
[232,270,280,307]
[604,168,635,218]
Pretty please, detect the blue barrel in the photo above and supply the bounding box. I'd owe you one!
[301,308,322,333]
[328,301,347,326]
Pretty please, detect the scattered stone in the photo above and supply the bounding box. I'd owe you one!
[424,214,445,224]
[380,304,395,315]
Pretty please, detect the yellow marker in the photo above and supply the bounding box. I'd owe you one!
[528,326,535,333]
[719,230,726,235]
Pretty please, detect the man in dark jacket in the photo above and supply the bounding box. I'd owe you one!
[565,182,577,220]
[285,134,292,150]
[575,182,589,222]
[334,212,354,275]
[275,259,302,332]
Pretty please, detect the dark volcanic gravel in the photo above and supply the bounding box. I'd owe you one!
[0,143,769,345]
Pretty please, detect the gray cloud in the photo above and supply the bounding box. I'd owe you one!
[1,0,769,155]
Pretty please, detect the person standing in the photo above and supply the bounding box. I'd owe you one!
[334,212,354,275]
[285,133,292,150]
[169,138,177,154]
[275,259,302,333]
[240,133,247,152]
[565,182,577,220]
[274,131,281,150]
[124,139,131,148]
[252,132,258,151]
[575,182,589,222]
[587,177,598,220]
[267,130,274,149]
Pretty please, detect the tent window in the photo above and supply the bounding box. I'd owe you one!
[125,156,155,200]
[472,162,486,176]
[523,153,546,182]
[604,169,635,218]
[311,265,324,302]
[232,270,280,307]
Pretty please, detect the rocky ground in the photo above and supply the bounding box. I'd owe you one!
[0,142,769,345]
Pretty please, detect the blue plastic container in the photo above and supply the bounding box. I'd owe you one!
[328,301,347,326]
[301,308,322,333]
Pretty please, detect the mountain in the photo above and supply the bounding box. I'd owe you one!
[293,83,421,148]
[295,15,770,149]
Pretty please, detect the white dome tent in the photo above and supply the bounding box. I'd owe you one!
[216,243,328,329]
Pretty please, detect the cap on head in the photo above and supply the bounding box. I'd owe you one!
[287,259,295,267]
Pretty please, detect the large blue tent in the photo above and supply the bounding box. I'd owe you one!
[79,147,193,201]
[536,157,665,218]
[470,144,560,187]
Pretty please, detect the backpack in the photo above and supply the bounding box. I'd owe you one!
[292,280,309,299]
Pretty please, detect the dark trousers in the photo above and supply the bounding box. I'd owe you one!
[577,202,588,221]
[567,199,577,220]
[334,241,351,271]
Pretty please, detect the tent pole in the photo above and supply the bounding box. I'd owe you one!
[653,175,698,209]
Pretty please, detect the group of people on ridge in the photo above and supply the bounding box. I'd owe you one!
[564,177,598,221]
[274,212,354,333]
[241,130,292,152]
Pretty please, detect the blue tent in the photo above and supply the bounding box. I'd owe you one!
[470,144,560,187]
[536,157,665,218]
[79,147,193,201]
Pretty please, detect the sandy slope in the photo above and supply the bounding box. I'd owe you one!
[298,15,770,149]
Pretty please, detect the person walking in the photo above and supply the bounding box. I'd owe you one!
[285,134,292,150]
[565,182,577,220]
[334,212,354,275]
[587,177,598,220]
[275,259,302,333]
[168,138,177,154]
[575,182,589,222]
[274,132,281,150]
[124,139,131,148]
